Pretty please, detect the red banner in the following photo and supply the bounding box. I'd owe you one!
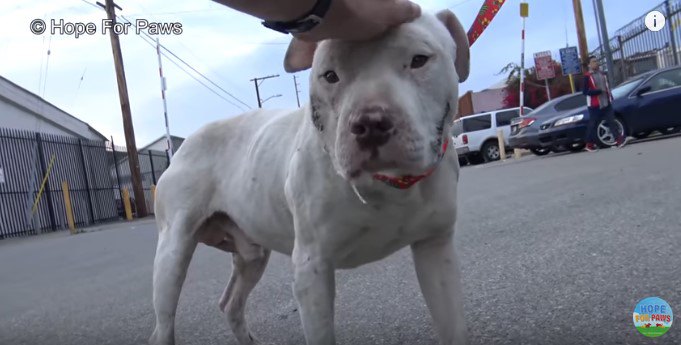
[467,0,507,47]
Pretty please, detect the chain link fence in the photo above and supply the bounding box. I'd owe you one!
[591,0,681,84]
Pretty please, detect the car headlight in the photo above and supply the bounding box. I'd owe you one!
[554,114,584,127]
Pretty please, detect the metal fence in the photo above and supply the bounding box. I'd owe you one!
[0,127,169,239]
[591,0,681,84]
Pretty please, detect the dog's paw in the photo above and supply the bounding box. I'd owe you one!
[218,297,228,313]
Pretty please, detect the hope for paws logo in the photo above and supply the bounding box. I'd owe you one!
[633,297,673,337]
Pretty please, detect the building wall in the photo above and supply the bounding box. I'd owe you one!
[145,140,170,152]
[472,88,506,114]
[0,101,74,137]
[0,77,105,141]
[143,137,184,153]
[456,91,474,119]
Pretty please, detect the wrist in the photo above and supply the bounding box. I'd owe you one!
[272,0,317,22]
[261,0,335,37]
[293,0,348,41]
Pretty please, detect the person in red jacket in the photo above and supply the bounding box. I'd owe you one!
[582,56,629,151]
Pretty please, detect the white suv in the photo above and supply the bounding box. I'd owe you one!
[452,107,532,164]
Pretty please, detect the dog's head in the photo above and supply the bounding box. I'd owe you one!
[285,10,469,182]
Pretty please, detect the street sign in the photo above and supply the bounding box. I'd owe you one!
[559,46,581,75]
[533,50,555,80]
[520,2,529,17]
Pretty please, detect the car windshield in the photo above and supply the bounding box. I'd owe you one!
[611,76,646,99]
[528,94,580,115]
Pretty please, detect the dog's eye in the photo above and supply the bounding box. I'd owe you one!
[323,71,340,83]
[410,55,429,69]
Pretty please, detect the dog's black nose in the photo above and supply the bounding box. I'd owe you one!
[350,113,394,150]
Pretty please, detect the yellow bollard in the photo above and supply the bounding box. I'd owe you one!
[62,181,76,234]
[122,188,133,221]
[514,148,523,160]
[497,129,507,161]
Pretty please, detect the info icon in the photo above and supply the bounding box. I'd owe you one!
[645,10,666,32]
[633,296,673,338]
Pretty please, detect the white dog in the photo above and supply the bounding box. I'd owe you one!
[150,9,470,345]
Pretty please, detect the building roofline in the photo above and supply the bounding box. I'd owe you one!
[138,134,185,152]
[0,75,108,141]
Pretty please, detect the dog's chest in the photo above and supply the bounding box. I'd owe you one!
[320,196,454,269]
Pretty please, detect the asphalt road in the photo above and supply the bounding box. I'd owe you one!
[1,135,679,345]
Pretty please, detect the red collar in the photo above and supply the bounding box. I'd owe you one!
[372,138,449,189]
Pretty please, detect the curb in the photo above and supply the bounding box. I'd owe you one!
[76,216,157,234]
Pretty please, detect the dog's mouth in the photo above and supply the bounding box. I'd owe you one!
[347,159,420,180]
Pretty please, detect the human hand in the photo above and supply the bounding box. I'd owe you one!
[295,0,422,42]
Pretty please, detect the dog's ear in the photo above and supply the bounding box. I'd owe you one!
[284,38,318,73]
[436,10,470,83]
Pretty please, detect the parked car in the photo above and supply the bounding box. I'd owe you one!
[510,66,681,152]
[452,107,532,164]
[613,66,681,138]
[509,93,587,155]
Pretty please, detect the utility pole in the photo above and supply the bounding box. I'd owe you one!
[293,75,302,108]
[519,2,528,116]
[591,0,604,57]
[155,38,174,162]
[572,0,590,71]
[666,0,680,65]
[250,74,280,108]
[98,0,148,217]
[594,0,615,85]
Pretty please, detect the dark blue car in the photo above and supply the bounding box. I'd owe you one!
[613,66,681,139]
[510,66,681,153]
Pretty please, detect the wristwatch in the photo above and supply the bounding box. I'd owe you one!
[261,0,332,34]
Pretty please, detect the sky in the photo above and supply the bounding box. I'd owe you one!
[0,0,662,147]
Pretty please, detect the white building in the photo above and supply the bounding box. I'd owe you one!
[0,75,106,141]
[139,135,185,154]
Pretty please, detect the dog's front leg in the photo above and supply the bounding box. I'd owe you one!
[411,232,467,345]
[292,244,336,345]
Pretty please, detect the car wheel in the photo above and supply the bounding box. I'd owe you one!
[481,141,501,162]
[660,127,681,135]
[632,131,651,139]
[568,143,586,152]
[596,118,626,147]
[530,147,550,156]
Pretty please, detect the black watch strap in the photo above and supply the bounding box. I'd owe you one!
[262,0,332,34]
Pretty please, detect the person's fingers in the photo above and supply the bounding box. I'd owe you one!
[381,0,421,25]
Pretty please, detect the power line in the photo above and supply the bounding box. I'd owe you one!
[172,40,251,98]
[450,0,477,9]
[133,31,249,111]
[41,35,53,98]
[118,14,253,110]
[79,0,255,111]
[80,0,100,10]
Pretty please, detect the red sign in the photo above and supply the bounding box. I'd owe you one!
[533,50,555,80]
